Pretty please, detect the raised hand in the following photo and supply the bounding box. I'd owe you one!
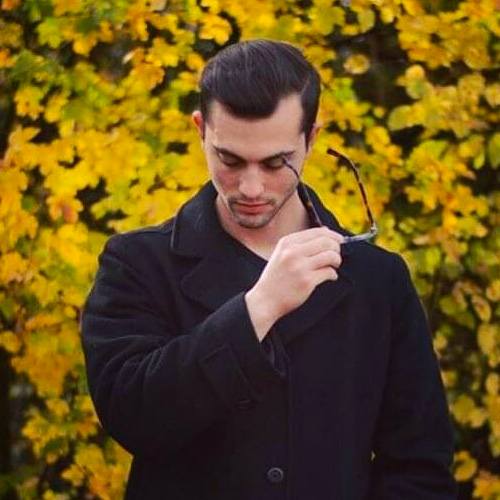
[245,227,344,341]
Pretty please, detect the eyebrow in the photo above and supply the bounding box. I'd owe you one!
[212,145,295,163]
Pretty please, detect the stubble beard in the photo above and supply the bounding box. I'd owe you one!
[227,183,297,229]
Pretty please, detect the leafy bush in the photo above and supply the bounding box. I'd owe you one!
[1,0,499,498]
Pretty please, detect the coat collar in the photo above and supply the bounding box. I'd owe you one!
[171,182,355,345]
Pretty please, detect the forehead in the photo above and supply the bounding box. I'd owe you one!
[206,94,304,158]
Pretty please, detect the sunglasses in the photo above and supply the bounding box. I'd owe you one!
[281,148,378,244]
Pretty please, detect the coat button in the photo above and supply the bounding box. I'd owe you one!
[236,399,253,411]
[266,467,284,484]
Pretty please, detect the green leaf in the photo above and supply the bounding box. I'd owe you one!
[10,50,39,82]
[37,17,63,49]
[77,16,100,34]
[0,293,19,323]
[25,0,53,22]
[388,105,414,130]
[487,133,500,169]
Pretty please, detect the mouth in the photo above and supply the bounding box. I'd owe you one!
[234,202,270,215]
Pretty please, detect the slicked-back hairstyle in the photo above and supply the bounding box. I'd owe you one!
[199,39,321,148]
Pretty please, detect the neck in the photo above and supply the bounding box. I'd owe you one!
[216,193,310,260]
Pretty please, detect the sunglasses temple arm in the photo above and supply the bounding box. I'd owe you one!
[282,157,323,228]
[327,148,378,233]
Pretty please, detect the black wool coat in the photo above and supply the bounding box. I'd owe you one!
[81,182,458,500]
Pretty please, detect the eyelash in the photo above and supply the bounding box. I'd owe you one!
[217,153,291,170]
[219,156,242,167]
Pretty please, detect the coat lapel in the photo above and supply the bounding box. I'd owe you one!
[171,181,355,345]
[172,182,258,311]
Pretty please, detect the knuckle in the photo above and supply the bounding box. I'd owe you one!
[296,272,312,290]
[333,251,342,266]
[281,246,296,264]
[276,236,288,250]
[324,250,341,267]
[327,238,340,252]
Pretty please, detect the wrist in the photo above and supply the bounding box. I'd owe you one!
[244,287,281,342]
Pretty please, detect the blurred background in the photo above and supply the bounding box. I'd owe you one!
[0,0,499,498]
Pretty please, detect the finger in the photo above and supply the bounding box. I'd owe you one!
[295,236,341,258]
[307,249,342,270]
[311,266,339,286]
[283,226,345,246]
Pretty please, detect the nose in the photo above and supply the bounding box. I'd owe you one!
[238,164,265,199]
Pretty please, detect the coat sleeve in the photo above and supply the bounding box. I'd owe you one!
[370,254,458,500]
[80,233,286,459]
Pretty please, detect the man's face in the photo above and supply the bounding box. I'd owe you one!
[193,93,318,230]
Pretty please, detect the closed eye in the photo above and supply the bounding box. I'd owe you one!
[216,151,244,167]
[262,157,286,169]
[213,146,295,170]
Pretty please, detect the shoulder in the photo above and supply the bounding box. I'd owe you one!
[349,240,408,271]
[104,218,175,257]
[346,240,413,294]
[95,218,182,285]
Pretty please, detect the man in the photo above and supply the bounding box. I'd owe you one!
[81,39,458,499]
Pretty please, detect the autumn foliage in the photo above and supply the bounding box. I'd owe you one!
[0,0,500,498]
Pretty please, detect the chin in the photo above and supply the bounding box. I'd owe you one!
[233,214,273,229]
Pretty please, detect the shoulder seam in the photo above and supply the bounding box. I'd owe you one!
[116,218,175,239]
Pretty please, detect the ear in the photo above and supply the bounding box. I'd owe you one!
[191,110,205,143]
[306,121,322,155]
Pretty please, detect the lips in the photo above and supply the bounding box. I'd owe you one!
[234,202,269,214]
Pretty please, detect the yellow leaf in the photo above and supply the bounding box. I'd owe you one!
[343,54,370,74]
[433,331,448,351]
[478,324,498,352]
[43,490,69,500]
[148,38,179,67]
[473,470,500,498]
[53,0,83,15]
[150,0,166,10]
[0,48,14,68]
[0,21,22,47]
[486,280,500,302]
[200,0,220,13]
[477,324,500,367]
[441,370,457,389]
[199,14,232,45]
[398,64,431,99]
[15,86,45,119]
[388,105,415,130]
[401,0,424,15]
[44,93,68,123]
[1,0,21,10]
[62,464,85,487]
[125,3,150,41]
[47,195,83,224]
[129,61,165,92]
[486,373,500,395]
[73,34,99,56]
[46,398,70,418]
[0,251,30,284]
[454,450,478,481]
[309,3,345,35]
[472,295,492,322]
[366,126,390,151]
[469,407,488,428]
[452,394,476,424]
[0,331,22,354]
[485,83,500,107]
[357,8,375,33]
[186,52,204,71]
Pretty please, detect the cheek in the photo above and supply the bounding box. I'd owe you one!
[270,171,296,197]
[209,164,237,194]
